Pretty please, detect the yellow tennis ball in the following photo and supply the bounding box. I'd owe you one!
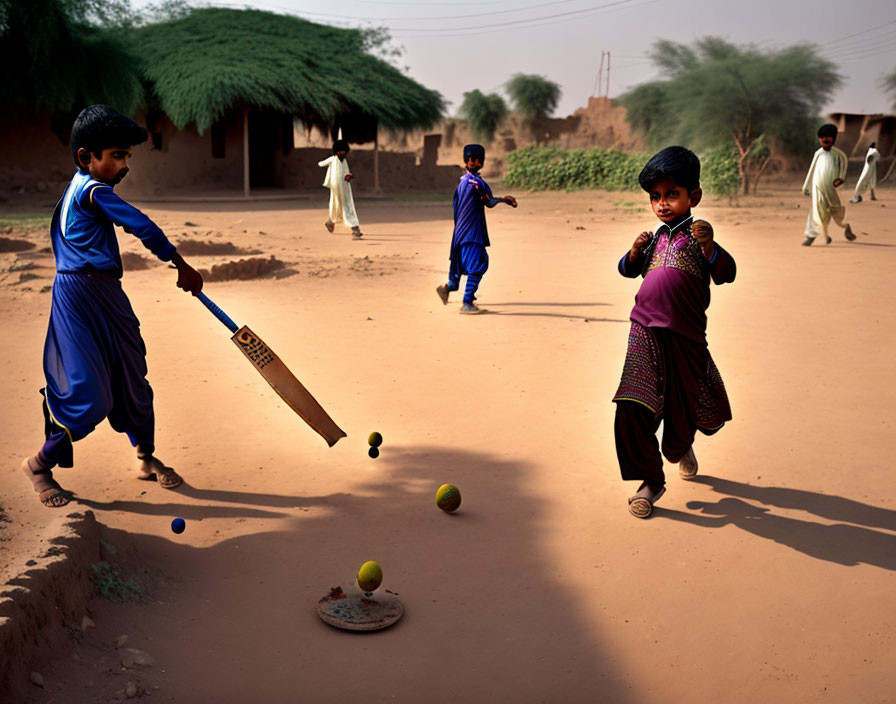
[357,561,383,592]
[435,484,461,512]
[368,431,383,448]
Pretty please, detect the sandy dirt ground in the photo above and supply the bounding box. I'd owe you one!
[1,181,895,703]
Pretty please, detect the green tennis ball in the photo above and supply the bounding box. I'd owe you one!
[435,484,461,512]
[368,431,383,448]
[357,561,383,592]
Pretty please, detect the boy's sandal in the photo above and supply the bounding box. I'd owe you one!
[39,484,72,508]
[459,303,485,315]
[436,285,450,305]
[22,458,71,508]
[138,457,183,490]
[678,447,698,480]
[628,482,665,519]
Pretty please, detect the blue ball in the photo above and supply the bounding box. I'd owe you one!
[171,518,186,534]
[368,446,380,459]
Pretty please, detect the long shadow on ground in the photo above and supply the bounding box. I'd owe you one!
[657,475,896,570]
[29,445,638,704]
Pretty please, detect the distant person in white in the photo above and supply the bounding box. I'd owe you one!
[801,123,855,246]
[850,142,880,203]
[319,137,363,240]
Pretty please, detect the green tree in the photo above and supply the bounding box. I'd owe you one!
[0,0,143,124]
[460,89,508,143]
[505,73,561,120]
[620,37,841,194]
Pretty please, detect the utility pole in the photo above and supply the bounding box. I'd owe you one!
[605,51,610,98]
[592,51,605,98]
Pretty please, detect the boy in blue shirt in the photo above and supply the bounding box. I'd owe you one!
[436,144,517,314]
[21,105,203,507]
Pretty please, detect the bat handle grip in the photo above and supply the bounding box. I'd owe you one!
[197,292,239,333]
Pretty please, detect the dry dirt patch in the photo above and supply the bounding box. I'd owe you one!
[175,239,260,256]
[0,237,36,253]
[199,255,293,282]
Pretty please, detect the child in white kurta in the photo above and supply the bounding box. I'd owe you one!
[319,139,363,239]
[851,142,880,203]
[801,124,855,246]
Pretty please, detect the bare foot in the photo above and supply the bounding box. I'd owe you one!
[436,284,450,305]
[137,455,183,489]
[21,457,71,508]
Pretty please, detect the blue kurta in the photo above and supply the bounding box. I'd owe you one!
[41,171,177,448]
[450,171,494,254]
[52,170,175,275]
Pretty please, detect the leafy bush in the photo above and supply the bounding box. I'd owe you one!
[504,145,741,197]
[91,561,142,602]
[700,144,741,199]
[504,146,646,191]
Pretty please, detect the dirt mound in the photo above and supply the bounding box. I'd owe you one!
[0,511,100,699]
[199,256,292,282]
[0,237,36,253]
[121,253,152,270]
[175,239,259,256]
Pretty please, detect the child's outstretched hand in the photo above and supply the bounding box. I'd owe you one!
[691,219,713,244]
[171,253,203,296]
[630,231,652,262]
[503,195,518,207]
[691,219,716,259]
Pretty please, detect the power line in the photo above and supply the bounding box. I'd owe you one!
[826,34,896,59]
[199,0,629,23]
[827,42,896,62]
[390,0,658,37]
[361,0,639,33]
[823,18,896,47]
[824,30,896,56]
[286,0,616,22]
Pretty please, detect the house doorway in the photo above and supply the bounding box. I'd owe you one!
[248,111,281,188]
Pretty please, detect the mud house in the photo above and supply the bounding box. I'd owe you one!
[828,112,896,181]
[1,8,458,199]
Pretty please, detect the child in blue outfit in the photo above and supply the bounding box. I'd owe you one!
[21,105,203,507]
[436,144,517,314]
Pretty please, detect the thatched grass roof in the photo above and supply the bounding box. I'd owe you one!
[134,8,445,134]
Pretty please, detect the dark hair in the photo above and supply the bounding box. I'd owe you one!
[870,141,877,148]
[332,139,350,154]
[70,105,147,169]
[463,143,485,161]
[817,123,838,138]
[638,146,700,192]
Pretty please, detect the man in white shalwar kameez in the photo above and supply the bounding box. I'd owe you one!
[850,142,880,203]
[319,138,363,239]
[801,123,855,246]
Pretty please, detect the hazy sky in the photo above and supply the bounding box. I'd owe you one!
[137,0,896,117]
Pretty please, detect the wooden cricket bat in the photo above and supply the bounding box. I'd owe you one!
[197,292,346,446]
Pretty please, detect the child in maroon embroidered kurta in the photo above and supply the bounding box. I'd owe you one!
[613,146,736,518]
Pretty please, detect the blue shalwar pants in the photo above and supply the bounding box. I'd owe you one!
[39,272,155,468]
[447,242,489,305]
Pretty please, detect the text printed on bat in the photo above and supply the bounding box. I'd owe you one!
[236,332,275,369]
